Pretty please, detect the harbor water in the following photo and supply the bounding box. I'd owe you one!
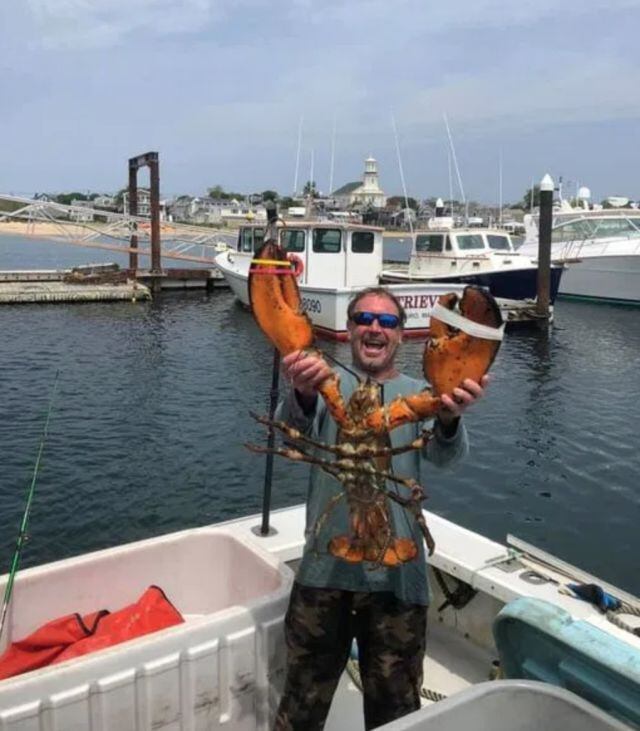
[0,234,638,596]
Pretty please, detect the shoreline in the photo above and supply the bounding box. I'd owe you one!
[0,221,95,237]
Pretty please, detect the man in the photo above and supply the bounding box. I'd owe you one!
[273,286,489,731]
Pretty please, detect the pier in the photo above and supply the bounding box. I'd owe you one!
[0,264,227,304]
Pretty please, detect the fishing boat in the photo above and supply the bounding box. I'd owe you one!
[380,227,564,304]
[214,221,545,339]
[0,505,638,730]
[518,208,640,305]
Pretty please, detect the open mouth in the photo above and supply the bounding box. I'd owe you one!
[362,339,386,357]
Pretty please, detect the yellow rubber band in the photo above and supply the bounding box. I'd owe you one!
[251,258,293,267]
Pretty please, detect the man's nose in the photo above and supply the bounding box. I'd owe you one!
[369,317,383,332]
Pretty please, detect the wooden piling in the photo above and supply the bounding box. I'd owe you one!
[536,174,554,321]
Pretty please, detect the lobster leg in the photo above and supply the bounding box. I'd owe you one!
[311,491,346,557]
[251,412,433,458]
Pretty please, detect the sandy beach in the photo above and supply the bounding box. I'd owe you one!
[0,220,184,238]
[0,221,93,237]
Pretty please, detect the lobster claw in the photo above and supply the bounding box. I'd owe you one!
[249,241,352,429]
[249,241,314,355]
[424,285,503,396]
[363,286,503,433]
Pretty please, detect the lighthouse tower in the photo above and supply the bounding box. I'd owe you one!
[356,156,386,208]
[364,156,379,189]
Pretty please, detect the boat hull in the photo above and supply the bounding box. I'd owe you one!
[558,255,640,304]
[381,265,563,304]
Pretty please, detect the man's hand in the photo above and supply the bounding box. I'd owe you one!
[282,351,333,403]
[437,375,490,426]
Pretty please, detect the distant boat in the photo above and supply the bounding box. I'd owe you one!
[380,226,563,304]
[518,207,640,305]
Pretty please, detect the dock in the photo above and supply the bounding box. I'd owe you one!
[0,263,228,304]
[0,279,150,304]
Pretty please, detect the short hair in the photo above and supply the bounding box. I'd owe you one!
[346,286,407,328]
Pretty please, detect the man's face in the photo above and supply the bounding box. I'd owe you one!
[348,293,403,378]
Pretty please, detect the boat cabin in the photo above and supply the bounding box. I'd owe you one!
[234,221,384,289]
[408,228,518,277]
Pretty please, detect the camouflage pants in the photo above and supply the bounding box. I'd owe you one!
[273,582,427,731]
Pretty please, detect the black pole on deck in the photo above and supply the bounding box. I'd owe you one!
[254,199,281,537]
[258,349,281,536]
[535,173,554,322]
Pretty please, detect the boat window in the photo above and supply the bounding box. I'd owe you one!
[281,229,306,252]
[240,228,253,252]
[415,234,443,253]
[629,218,640,232]
[551,219,593,242]
[352,231,374,253]
[445,236,452,251]
[487,234,512,251]
[591,218,639,239]
[313,228,342,253]
[253,228,265,252]
[457,234,485,251]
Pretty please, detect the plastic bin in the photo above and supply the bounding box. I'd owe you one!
[378,680,634,730]
[0,526,293,730]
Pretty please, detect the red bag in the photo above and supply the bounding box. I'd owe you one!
[0,586,183,680]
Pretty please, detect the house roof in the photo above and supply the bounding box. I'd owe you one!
[332,181,361,196]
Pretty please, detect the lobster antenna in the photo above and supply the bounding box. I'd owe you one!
[443,113,467,214]
[391,112,414,235]
[0,370,59,643]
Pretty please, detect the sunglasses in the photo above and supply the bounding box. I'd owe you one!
[351,311,401,329]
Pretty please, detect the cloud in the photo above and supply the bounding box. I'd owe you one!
[27,0,217,49]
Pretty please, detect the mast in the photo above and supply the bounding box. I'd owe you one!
[293,116,303,195]
[329,116,336,196]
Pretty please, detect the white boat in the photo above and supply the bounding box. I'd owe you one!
[380,227,563,304]
[1,505,638,730]
[214,220,467,339]
[519,208,640,304]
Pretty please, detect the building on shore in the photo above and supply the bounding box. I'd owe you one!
[332,157,387,209]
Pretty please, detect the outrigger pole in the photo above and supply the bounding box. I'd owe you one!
[0,370,59,643]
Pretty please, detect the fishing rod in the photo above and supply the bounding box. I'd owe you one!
[0,370,60,643]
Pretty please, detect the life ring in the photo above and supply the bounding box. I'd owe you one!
[287,254,304,278]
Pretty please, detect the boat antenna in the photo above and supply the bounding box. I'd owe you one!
[293,116,304,196]
[328,115,336,196]
[0,370,59,643]
[391,113,414,235]
[443,113,467,221]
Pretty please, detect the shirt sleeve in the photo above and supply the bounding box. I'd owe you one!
[274,388,318,435]
[423,415,469,468]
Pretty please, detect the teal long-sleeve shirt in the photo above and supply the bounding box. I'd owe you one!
[276,365,469,606]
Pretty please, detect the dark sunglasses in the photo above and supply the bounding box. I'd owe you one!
[351,311,401,329]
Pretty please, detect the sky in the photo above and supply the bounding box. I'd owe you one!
[1,0,640,204]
